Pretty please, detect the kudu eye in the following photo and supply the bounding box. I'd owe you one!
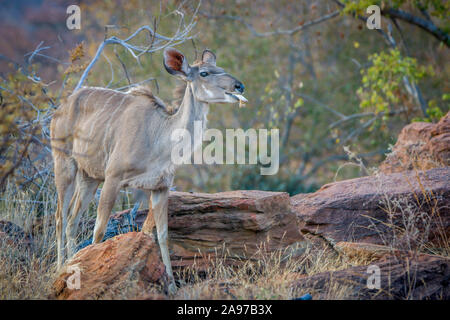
[200,71,209,77]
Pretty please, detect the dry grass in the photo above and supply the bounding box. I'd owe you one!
[0,162,448,300]
[338,147,448,258]
[382,140,446,174]
[0,180,99,299]
[366,168,450,258]
[173,241,370,300]
[0,182,57,299]
[0,179,369,300]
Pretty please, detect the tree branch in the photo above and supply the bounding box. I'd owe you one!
[74,4,199,91]
[383,8,449,47]
[299,148,387,180]
[333,0,449,47]
[199,10,340,37]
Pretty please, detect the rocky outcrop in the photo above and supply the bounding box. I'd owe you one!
[52,232,167,300]
[380,112,450,173]
[335,242,394,262]
[291,167,450,246]
[105,190,304,270]
[56,116,450,300]
[54,171,450,300]
[292,254,450,300]
[57,115,450,299]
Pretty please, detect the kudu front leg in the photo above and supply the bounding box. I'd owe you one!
[93,178,120,244]
[141,191,154,234]
[151,188,176,294]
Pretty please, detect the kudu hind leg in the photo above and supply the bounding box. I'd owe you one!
[53,157,76,270]
[152,188,176,294]
[92,178,120,243]
[66,171,99,258]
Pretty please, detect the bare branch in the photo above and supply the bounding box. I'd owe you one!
[328,108,411,129]
[102,52,115,88]
[200,10,340,37]
[295,92,346,119]
[383,8,449,47]
[114,48,132,85]
[115,77,157,91]
[298,148,387,180]
[386,23,428,117]
[74,5,199,91]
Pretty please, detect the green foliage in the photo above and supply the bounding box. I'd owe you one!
[341,0,383,14]
[342,0,449,18]
[412,95,447,122]
[357,49,433,115]
[230,166,318,196]
[341,0,450,33]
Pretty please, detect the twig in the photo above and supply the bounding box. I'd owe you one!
[74,5,199,91]
[200,10,340,37]
[114,48,132,85]
[115,77,157,91]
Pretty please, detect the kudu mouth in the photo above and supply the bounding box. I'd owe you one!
[225,91,248,108]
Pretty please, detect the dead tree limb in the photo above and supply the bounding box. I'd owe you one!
[200,10,340,37]
[74,4,199,91]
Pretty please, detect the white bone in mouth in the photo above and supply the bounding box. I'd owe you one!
[234,94,247,107]
[234,94,248,103]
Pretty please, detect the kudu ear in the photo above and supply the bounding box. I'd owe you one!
[202,49,216,65]
[163,47,192,80]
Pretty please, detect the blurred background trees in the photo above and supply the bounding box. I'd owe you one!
[0,0,448,197]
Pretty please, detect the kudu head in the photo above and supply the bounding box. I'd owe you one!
[163,47,247,106]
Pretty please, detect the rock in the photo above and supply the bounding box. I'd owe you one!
[335,242,394,262]
[103,190,304,270]
[291,167,450,246]
[291,254,450,300]
[429,112,450,164]
[380,112,450,173]
[0,220,33,249]
[168,190,304,268]
[52,232,167,300]
[76,202,141,251]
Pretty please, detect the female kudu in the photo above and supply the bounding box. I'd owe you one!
[50,47,246,293]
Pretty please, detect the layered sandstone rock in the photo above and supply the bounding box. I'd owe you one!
[56,113,450,300]
[335,242,394,261]
[380,112,450,173]
[52,232,167,300]
[292,253,450,300]
[291,167,450,245]
[109,190,304,269]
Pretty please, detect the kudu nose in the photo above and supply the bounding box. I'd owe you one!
[234,82,245,93]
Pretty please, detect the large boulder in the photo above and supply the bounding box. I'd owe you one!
[380,112,450,173]
[52,232,167,300]
[107,190,304,270]
[292,253,450,300]
[291,167,450,246]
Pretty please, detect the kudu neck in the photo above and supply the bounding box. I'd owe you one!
[170,82,209,130]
